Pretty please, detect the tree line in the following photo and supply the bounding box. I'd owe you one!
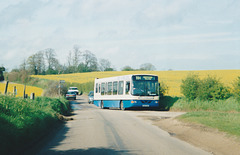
[11,46,156,75]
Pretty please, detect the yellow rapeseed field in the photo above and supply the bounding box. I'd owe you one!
[32,70,240,96]
[0,82,43,97]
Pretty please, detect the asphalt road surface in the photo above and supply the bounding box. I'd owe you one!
[37,95,210,155]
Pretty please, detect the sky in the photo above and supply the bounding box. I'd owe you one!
[0,0,240,71]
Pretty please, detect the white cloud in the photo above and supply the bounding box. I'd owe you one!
[0,0,240,71]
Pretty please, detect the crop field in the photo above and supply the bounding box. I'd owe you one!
[0,82,43,97]
[32,70,240,96]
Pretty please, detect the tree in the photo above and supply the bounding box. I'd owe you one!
[0,67,5,81]
[121,66,135,71]
[139,63,156,71]
[99,58,114,71]
[45,48,56,71]
[73,45,81,72]
[35,51,45,74]
[26,51,45,75]
[27,54,38,75]
[19,59,27,71]
[79,50,98,72]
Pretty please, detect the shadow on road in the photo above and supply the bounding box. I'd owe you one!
[40,147,129,155]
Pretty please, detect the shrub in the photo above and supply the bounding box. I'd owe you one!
[181,74,231,101]
[0,95,70,154]
[159,81,168,99]
[43,81,68,97]
[198,76,231,101]
[233,77,240,101]
[180,74,200,101]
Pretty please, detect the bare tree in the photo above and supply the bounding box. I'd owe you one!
[99,58,114,71]
[45,48,56,70]
[67,50,72,67]
[20,59,27,71]
[35,51,45,74]
[78,50,98,72]
[73,45,81,68]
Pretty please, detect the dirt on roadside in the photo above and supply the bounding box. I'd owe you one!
[142,116,240,155]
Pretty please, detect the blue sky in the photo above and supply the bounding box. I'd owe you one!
[0,0,239,71]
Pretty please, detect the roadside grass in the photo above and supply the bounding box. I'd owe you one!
[0,95,71,154]
[170,97,240,112]
[165,97,240,138]
[179,111,240,137]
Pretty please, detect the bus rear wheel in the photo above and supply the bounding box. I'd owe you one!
[120,101,125,111]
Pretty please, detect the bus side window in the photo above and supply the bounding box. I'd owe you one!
[96,83,98,93]
[113,81,118,95]
[118,81,123,95]
[105,82,108,95]
[108,82,113,95]
[99,84,101,93]
[101,83,105,95]
[125,81,130,94]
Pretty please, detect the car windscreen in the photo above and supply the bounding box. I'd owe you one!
[67,92,76,94]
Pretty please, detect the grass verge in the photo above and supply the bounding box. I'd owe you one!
[0,95,71,154]
[179,111,240,137]
[161,96,240,138]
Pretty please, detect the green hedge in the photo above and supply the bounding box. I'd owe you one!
[0,95,70,154]
[180,74,231,101]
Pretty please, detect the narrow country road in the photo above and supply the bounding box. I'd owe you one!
[37,95,210,155]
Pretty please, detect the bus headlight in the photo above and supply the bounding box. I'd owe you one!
[131,101,137,103]
[155,101,159,103]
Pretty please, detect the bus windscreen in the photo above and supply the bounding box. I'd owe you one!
[132,75,159,96]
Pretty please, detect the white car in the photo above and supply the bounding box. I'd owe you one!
[68,87,79,95]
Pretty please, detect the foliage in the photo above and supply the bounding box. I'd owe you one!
[5,70,30,84]
[180,74,231,101]
[139,63,156,71]
[198,76,231,101]
[0,95,70,154]
[121,66,135,71]
[233,77,240,101]
[180,74,200,100]
[42,81,68,97]
[159,81,168,99]
[0,67,5,81]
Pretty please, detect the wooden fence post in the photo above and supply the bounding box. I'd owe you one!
[13,86,17,96]
[23,84,26,98]
[4,81,9,95]
[30,93,35,100]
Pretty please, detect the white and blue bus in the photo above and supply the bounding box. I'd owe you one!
[93,74,159,110]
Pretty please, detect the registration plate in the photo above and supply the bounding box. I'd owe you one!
[142,105,149,107]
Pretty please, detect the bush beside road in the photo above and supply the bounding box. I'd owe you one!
[0,95,71,154]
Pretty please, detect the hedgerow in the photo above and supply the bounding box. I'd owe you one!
[0,95,70,154]
[181,74,231,101]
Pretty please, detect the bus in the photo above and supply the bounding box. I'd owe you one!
[93,74,159,110]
